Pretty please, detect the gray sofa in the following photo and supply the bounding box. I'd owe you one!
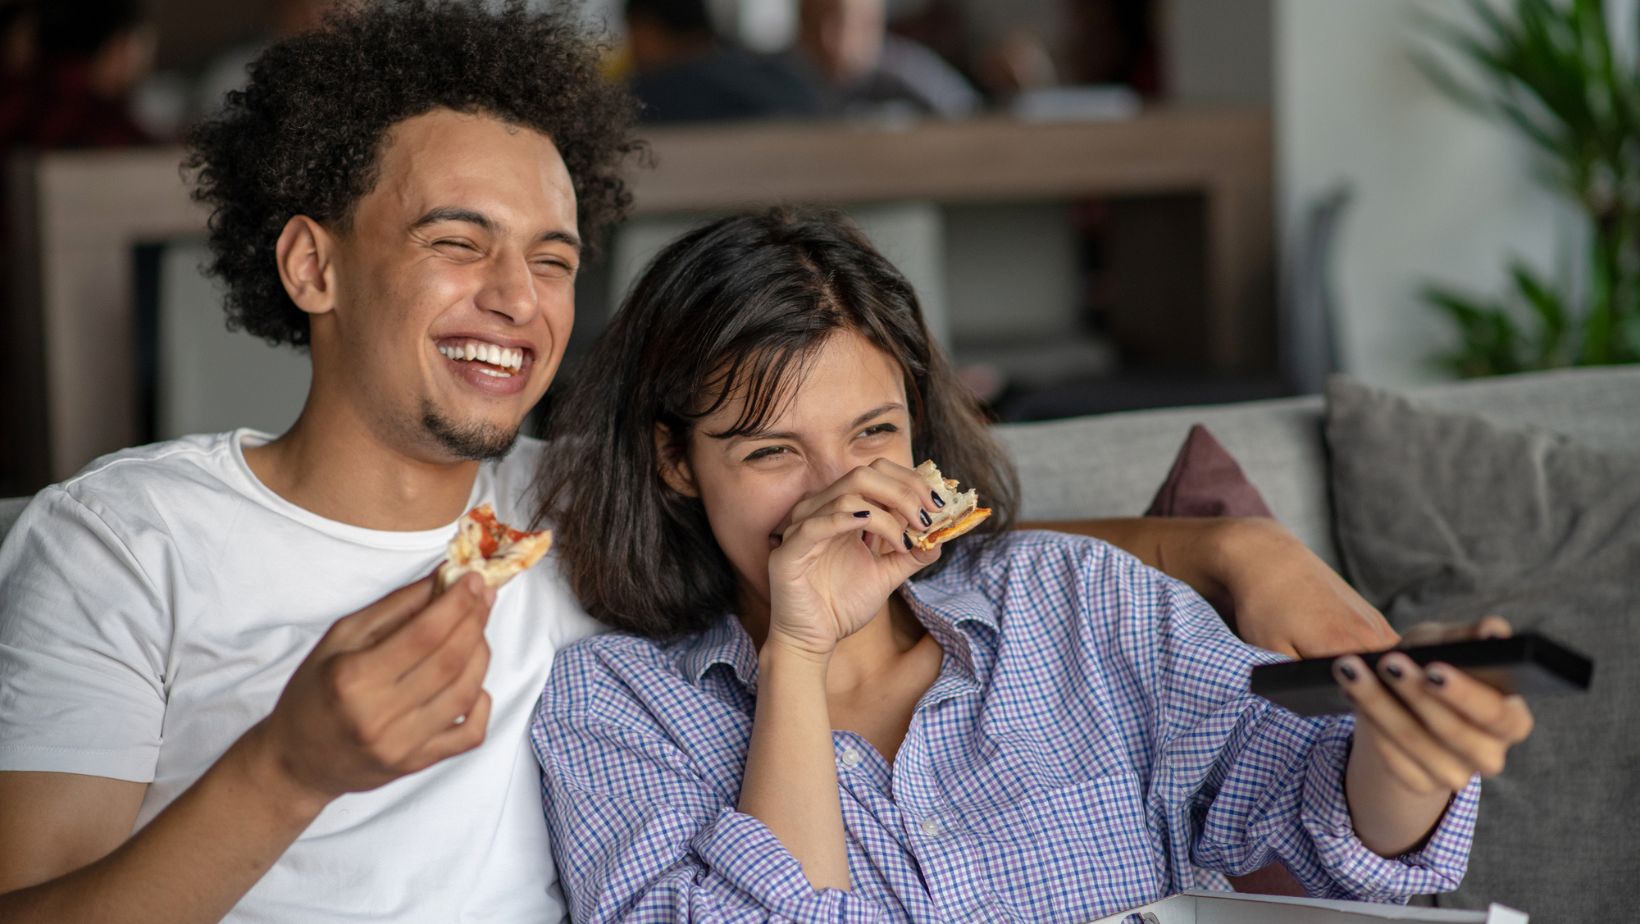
[994,364,1640,919]
[3,365,1635,918]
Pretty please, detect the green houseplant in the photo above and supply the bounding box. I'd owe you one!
[1417,0,1640,376]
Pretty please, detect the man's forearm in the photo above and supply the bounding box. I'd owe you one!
[0,722,330,924]
[1023,517,1240,606]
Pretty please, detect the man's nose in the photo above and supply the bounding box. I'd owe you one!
[474,251,539,323]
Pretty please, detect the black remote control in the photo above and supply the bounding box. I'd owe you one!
[1249,632,1594,717]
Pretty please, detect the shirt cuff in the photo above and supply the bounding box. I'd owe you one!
[1300,717,1481,902]
[691,807,887,924]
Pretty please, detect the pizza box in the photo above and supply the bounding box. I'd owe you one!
[1086,891,1528,924]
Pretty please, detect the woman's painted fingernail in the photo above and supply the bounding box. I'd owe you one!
[919,509,932,527]
[903,532,914,551]
[853,510,871,519]
[1338,661,1359,683]
[1383,660,1405,680]
[1426,667,1447,686]
[931,491,945,508]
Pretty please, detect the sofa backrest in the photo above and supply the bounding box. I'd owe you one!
[5,366,1637,564]
[994,365,1640,569]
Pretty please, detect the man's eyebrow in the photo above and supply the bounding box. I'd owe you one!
[412,206,495,232]
[539,229,583,253]
[412,207,582,252]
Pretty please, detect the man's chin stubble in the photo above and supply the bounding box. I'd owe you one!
[420,405,521,461]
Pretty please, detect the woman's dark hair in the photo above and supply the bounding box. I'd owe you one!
[183,0,641,348]
[539,207,1019,639]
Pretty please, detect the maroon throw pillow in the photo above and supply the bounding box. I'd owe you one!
[1144,424,1274,519]
[1146,425,1303,898]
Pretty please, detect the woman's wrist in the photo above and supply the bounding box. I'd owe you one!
[1345,723,1454,857]
[761,631,834,676]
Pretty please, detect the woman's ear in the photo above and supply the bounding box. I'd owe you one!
[275,215,339,317]
[654,424,699,498]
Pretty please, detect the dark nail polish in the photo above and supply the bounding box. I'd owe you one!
[919,509,932,527]
[1338,662,1358,682]
[853,510,871,519]
[931,491,945,508]
[1384,661,1405,680]
[1426,667,1447,686]
[903,532,914,551]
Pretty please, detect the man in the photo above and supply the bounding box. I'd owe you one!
[0,3,637,921]
[793,0,982,119]
[622,0,822,124]
[0,1,1389,921]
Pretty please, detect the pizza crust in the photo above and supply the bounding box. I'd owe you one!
[905,460,992,551]
[436,504,553,593]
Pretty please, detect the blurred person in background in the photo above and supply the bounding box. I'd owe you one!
[1064,0,1161,97]
[793,0,980,119]
[624,0,821,124]
[0,0,154,149]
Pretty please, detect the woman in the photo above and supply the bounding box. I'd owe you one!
[531,208,1532,922]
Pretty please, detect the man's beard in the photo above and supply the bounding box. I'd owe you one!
[421,402,521,461]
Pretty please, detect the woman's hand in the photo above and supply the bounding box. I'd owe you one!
[1336,616,1536,856]
[765,460,941,659]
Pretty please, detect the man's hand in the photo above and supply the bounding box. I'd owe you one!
[0,572,499,924]
[245,571,497,811]
[1035,516,1398,659]
[1214,518,1399,658]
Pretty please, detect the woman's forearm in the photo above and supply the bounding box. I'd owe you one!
[1344,727,1454,857]
[739,641,852,891]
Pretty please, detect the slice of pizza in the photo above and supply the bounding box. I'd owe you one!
[436,504,553,593]
[906,460,992,551]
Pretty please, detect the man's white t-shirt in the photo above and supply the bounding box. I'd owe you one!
[0,430,603,922]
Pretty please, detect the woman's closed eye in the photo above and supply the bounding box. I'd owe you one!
[858,422,898,440]
[743,444,790,462]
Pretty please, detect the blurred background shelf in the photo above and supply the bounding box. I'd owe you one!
[5,108,1275,487]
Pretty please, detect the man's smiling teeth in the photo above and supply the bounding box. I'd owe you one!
[438,341,524,374]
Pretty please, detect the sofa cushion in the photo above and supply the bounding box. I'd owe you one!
[1326,377,1640,919]
[995,396,1335,563]
[1144,424,1274,519]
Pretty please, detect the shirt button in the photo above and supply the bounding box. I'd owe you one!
[840,747,863,768]
[919,817,942,837]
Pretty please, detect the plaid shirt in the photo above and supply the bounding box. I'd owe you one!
[533,531,1478,923]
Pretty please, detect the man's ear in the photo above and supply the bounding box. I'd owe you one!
[275,215,339,317]
[654,424,699,498]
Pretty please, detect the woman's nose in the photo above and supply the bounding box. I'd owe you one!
[806,453,853,494]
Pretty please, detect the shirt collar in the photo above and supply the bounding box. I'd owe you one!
[675,614,760,688]
[901,571,1000,682]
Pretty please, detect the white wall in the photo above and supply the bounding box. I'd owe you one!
[1275,0,1577,386]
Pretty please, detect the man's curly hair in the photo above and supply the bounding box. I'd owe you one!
[184,0,641,348]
